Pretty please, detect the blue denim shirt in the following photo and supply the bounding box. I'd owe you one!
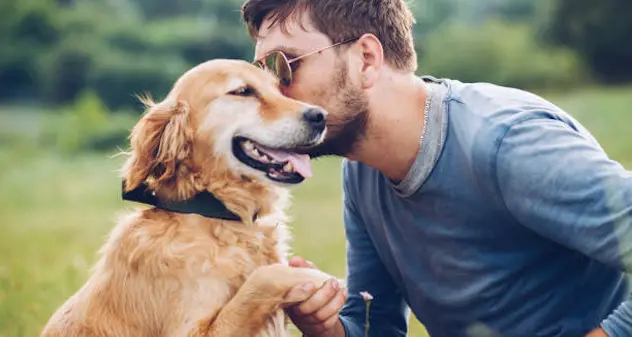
[338,77,632,337]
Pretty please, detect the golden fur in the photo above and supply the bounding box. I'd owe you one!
[40,59,333,337]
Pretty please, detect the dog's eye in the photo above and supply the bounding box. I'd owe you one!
[229,86,256,97]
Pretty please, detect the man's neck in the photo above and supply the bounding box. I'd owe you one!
[348,74,428,183]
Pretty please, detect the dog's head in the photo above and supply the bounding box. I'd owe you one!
[121,59,327,201]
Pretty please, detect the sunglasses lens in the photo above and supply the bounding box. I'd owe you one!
[264,52,292,86]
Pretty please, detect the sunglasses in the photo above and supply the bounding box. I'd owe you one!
[254,37,358,87]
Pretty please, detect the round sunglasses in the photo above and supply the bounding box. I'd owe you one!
[254,38,358,87]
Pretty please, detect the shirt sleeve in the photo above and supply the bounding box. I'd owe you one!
[495,116,632,336]
[338,163,410,337]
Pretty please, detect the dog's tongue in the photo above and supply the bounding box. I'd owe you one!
[256,145,313,178]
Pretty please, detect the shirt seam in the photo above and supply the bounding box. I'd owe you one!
[491,115,573,219]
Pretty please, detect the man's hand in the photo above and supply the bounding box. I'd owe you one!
[284,256,348,337]
[586,328,609,337]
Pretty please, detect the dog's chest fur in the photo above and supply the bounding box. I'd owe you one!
[77,209,293,336]
[183,213,292,337]
[203,217,291,337]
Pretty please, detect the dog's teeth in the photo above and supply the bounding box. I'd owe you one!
[283,162,294,172]
[252,148,261,157]
[243,141,254,151]
[260,155,270,163]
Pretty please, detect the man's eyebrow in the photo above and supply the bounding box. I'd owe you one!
[269,45,304,58]
[253,45,304,62]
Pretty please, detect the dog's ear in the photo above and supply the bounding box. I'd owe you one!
[122,97,193,192]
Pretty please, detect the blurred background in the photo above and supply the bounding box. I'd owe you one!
[1,0,631,336]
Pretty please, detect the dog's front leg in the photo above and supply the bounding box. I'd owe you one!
[191,264,332,337]
[192,289,280,337]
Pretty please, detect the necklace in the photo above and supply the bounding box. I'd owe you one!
[420,81,432,144]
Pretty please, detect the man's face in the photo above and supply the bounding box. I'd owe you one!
[253,11,369,158]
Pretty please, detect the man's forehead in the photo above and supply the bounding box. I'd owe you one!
[253,13,331,60]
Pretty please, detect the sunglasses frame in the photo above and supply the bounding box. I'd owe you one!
[254,37,359,86]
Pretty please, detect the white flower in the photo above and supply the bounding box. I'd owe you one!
[359,291,373,301]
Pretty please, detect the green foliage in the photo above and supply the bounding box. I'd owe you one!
[0,0,630,111]
[0,0,253,109]
[34,91,137,154]
[445,0,541,24]
[49,90,109,153]
[0,0,62,101]
[420,21,587,90]
[89,50,189,110]
[542,0,632,82]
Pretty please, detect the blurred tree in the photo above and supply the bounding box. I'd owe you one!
[444,0,537,26]
[410,0,457,60]
[420,20,585,90]
[0,0,254,109]
[134,0,204,19]
[0,0,626,110]
[543,0,632,82]
[0,0,61,101]
[493,0,537,22]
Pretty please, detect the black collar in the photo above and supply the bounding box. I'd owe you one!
[121,181,245,222]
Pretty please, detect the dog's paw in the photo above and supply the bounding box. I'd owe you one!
[246,264,334,302]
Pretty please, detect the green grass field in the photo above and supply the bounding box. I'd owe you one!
[1,85,631,337]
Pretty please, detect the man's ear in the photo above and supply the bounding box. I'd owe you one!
[122,97,193,192]
[354,33,384,89]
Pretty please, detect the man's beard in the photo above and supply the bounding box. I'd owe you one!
[306,60,370,159]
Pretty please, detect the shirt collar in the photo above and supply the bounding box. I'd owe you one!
[390,76,450,197]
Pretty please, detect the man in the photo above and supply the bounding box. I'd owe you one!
[241,1,632,336]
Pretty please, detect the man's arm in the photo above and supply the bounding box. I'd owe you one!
[495,116,632,337]
[338,163,410,337]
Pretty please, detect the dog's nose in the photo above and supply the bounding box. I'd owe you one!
[303,108,326,130]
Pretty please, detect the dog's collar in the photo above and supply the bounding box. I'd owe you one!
[121,181,251,222]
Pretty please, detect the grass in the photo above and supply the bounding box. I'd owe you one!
[1,85,631,337]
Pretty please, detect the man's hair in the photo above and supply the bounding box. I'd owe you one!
[241,0,417,72]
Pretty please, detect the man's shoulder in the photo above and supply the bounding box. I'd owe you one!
[446,79,555,107]
[440,79,585,150]
[443,79,571,125]
[428,79,593,186]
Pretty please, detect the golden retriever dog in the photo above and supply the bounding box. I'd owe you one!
[40,59,336,337]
